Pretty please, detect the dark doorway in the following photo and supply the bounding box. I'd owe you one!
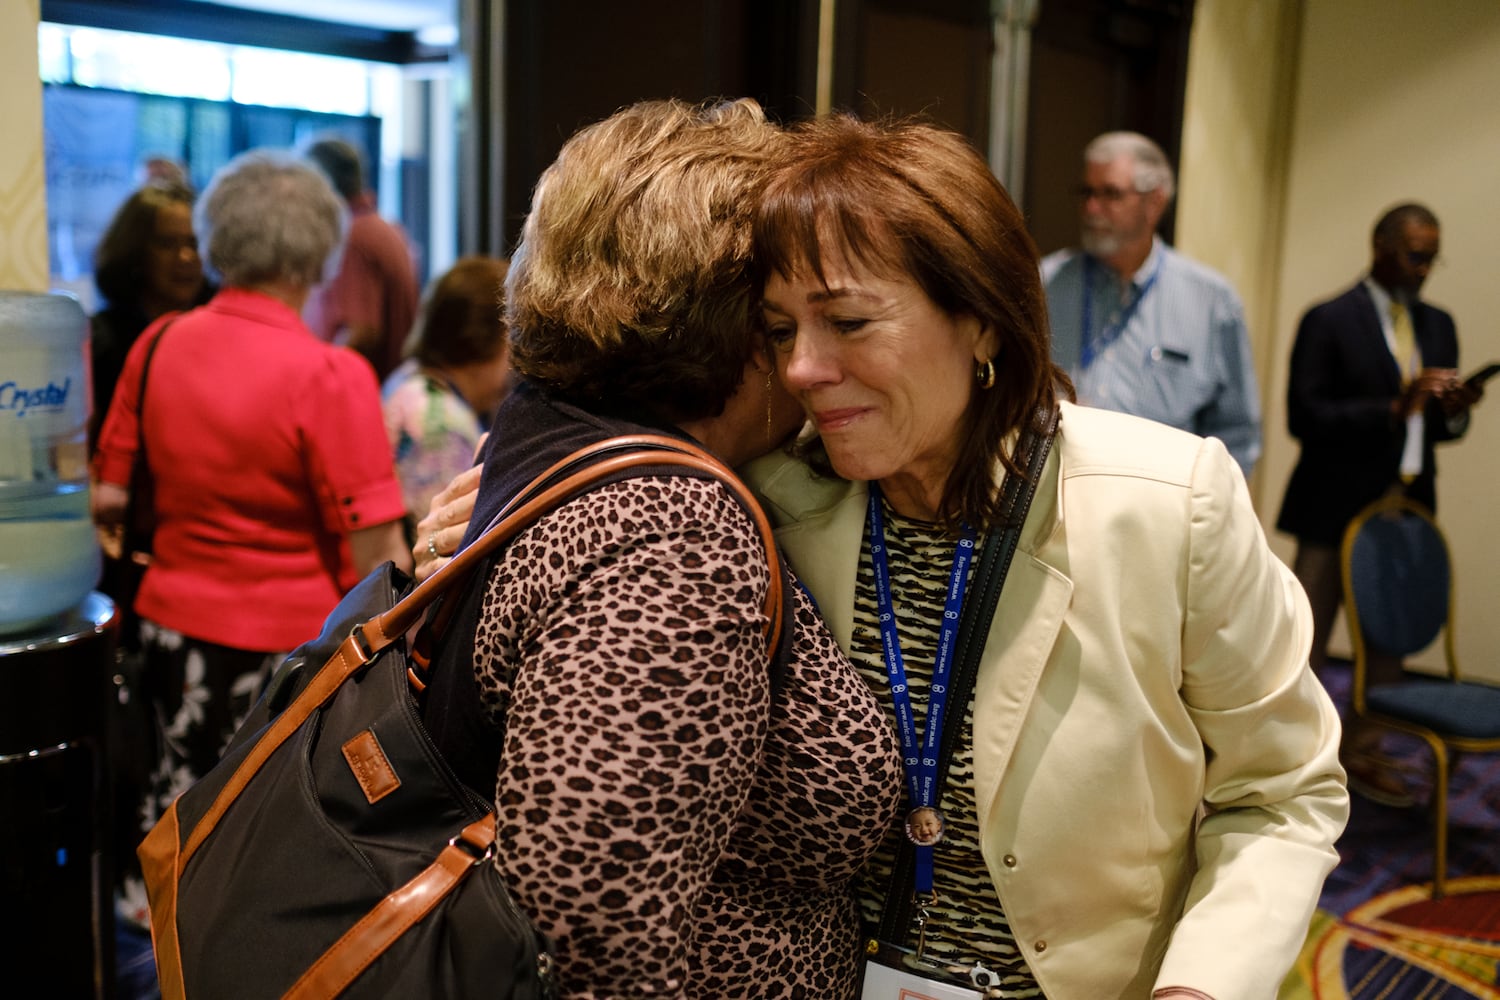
[1024,0,1195,255]
[832,0,994,145]
[471,0,1195,257]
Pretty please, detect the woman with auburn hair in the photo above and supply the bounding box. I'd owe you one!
[746,114,1347,1000]
[92,150,410,929]
[419,98,901,998]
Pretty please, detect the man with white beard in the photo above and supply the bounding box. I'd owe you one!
[1042,131,1261,478]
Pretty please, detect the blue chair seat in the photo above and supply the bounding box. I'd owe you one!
[1367,680,1500,740]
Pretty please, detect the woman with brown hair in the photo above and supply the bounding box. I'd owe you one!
[746,114,1348,1000]
[412,110,1347,999]
[89,179,213,446]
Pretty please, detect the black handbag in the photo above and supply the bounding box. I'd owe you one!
[138,433,787,999]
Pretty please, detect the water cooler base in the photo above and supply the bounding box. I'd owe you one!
[0,593,119,1000]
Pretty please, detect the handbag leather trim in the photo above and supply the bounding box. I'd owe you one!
[138,802,185,1000]
[283,816,496,1000]
[341,729,401,804]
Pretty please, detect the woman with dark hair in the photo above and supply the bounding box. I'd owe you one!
[90,180,213,445]
[91,150,410,927]
[422,98,902,998]
[746,115,1348,1000]
[382,255,512,538]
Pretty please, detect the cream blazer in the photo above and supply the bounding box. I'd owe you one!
[745,401,1348,1000]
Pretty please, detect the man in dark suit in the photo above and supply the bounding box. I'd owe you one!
[1277,202,1484,803]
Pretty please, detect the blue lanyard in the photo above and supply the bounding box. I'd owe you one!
[1080,254,1161,369]
[867,484,977,894]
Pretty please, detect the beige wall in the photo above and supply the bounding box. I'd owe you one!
[1175,0,1301,506]
[0,0,47,292]
[1181,0,1500,679]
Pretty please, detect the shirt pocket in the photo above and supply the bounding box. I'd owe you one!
[1140,345,1217,431]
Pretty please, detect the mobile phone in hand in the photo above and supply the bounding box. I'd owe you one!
[1464,361,1500,389]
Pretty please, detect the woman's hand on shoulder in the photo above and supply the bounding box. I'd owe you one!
[412,456,483,582]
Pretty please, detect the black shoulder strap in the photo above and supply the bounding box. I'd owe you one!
[129,314,179,483]
[133,315,177,424]
[123,315,181,559]
[876,402,1060,946]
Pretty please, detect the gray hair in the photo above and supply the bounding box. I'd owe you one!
[1084,131,1175,202]
[194,149,347,289]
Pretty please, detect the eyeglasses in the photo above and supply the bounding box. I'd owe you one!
[1404,251,1441,268]
[1076,184,1141,205]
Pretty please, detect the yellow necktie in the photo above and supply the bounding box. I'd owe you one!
[1389,301,1417,385]
[1390,300,1420,483]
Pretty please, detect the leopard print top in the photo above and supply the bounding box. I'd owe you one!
[474,474,903,998]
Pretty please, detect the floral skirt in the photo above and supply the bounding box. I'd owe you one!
[116,618,282,927]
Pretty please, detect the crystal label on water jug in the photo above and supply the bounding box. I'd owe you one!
[0,292,99,634]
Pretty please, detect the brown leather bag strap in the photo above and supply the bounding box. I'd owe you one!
[182,435,782,865]
[373,432,782,650]
[412,434,752,663]
[281,816,497,1000]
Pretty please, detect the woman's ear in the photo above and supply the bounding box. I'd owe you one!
[964,315,999,364]
[751,345,774,374]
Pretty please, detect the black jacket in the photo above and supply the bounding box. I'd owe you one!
[1276,282,1463,545]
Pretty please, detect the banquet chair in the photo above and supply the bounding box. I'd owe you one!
[1341,494,1500,897]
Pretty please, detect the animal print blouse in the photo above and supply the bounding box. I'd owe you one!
[473,474,903,998]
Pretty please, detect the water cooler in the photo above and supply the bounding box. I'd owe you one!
[0,291,117,998]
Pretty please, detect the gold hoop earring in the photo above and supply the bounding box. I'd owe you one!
[976,358,996,390]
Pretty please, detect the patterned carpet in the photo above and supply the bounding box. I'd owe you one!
[1280,662,1500,999]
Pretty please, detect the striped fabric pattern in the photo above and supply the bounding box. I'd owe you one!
[849,504,1043,998]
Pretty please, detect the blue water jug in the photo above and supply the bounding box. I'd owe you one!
[0,291,99,634]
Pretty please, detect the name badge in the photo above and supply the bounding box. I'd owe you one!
[862,960,982,1000]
